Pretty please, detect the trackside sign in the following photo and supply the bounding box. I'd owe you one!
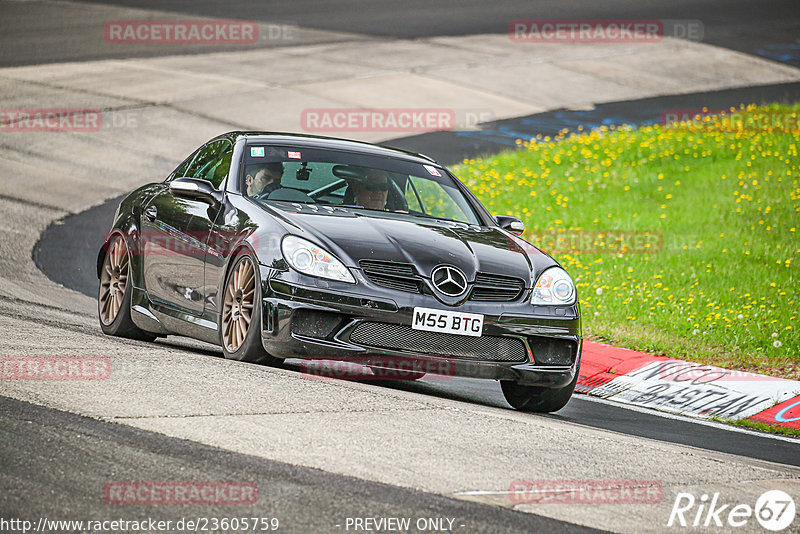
[577,341,800,429]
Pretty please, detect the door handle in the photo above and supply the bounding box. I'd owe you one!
[144,205,157,221]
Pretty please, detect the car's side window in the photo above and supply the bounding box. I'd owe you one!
[169,149,200,181]
[183,140,233,189]
[409,175,473,222]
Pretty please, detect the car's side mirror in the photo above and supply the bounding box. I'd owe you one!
[169,177,220,205]
[495,215,525,235]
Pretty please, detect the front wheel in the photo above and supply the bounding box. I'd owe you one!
[98,234,155,341]
[220,252,283,366]
[500,371,578,413]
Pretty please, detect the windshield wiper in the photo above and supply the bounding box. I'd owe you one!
[259,198,316,205]
[408,211,466,225]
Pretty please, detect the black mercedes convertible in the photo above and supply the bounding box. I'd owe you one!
[97,132,581,412]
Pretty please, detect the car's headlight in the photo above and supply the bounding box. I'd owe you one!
[531,267,576,305]
[281,235,355,283]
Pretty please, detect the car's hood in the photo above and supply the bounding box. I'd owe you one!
[270,206,557,285]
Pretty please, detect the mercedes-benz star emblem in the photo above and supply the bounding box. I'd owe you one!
[431,265,468,297]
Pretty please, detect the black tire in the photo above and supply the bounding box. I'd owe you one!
[98,235,156,342]
[220,251,283,366]
[500,370,579,413]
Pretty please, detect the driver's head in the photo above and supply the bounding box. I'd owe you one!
[246,162,284,197]
[353,169,390,210]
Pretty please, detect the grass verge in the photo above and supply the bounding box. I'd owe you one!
[728,418,800,438]
[453,103,799,379]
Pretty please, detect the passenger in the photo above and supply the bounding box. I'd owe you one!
[245,162,284,198]
[352,169,390,210]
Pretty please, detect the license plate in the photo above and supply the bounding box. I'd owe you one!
[411,307,484,337]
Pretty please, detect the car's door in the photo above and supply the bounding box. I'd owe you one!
[202,149,249,321]
[141,139,233,315]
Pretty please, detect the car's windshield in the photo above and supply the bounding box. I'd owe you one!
[241,145,482,225]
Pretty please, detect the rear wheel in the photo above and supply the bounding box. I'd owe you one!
[220,252,282,365]
[501,371,578,413]
[98,235,155,341]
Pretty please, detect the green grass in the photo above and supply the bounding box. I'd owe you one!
[728,418,800,438]
[453,104,799,379]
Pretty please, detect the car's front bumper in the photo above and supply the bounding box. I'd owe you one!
[260,266,581,387]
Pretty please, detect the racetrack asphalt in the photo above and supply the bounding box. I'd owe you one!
[386,81,800,164]
[4,0,799,67]
[33,80,800,468]
[0,395,600,534]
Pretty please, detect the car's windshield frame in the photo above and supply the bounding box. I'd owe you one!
[238,143,492,226]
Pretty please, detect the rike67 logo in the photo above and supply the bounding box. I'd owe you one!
[668,490,796,531]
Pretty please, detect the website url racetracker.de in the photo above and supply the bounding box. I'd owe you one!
[0,516,280,533]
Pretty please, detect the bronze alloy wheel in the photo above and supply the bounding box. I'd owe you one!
[99,236,130,325]
[222,256,256,353]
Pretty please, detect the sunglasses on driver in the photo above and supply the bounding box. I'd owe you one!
[361,182,389,192]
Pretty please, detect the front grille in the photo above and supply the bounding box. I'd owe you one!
[360,260,422,293]
[470,272,525,302]
[349,322,528,362]
[360,261,525,302]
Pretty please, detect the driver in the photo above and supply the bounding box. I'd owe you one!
[245,162,284,198]
[352,169,390,210]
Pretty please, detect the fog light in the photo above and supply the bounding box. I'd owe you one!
[528,336,576,365]
[291,309,346,339]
